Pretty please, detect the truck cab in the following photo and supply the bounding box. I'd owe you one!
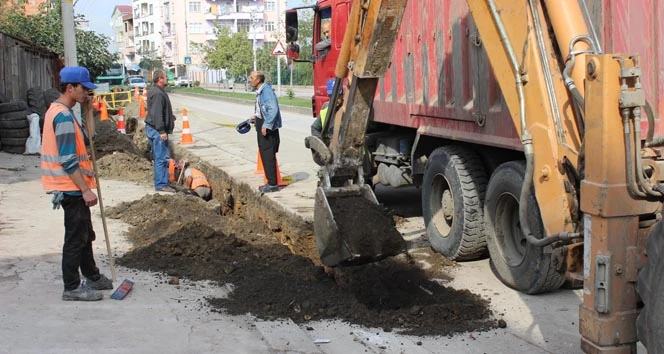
[287,0,350,117]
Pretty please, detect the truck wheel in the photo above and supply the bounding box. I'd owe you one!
[484,161,564,294]
[637,222,664,352]
[422,146,488,260]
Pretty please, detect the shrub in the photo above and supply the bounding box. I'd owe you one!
[286,88,295,100]
[194,80,201,87]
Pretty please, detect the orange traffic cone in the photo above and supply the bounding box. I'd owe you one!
[91,96,100,111]
[139,95,146,118]
[254,150,264,174]
[116,106,126,134]
[180,108,194,145]
[100,98,109,121]
[262,155,289,186]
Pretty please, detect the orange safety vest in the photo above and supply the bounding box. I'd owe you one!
[41,103,97,191]
[168,159,176,181]
[188,168,210,189]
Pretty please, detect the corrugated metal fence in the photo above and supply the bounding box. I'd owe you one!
[0,32,59,102]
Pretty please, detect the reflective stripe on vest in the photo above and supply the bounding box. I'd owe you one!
[41,103,97,191]
[189,168,210,190]
[319,106,329,127]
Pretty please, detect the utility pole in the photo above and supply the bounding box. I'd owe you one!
[276,0,281,96]
[62,0,81,122]
[62,0,77,66]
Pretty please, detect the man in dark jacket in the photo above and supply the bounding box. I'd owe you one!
[145,69,176,192]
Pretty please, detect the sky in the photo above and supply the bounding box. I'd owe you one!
[76,0,130,38]
[77,0,309,39]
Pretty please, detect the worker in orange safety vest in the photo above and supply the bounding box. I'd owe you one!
[41,66,113,302]
[183,166,212,201]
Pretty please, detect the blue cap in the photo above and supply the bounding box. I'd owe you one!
[236,119,252,134]
[60,66,97,90]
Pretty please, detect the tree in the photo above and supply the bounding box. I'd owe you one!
[0,1,117,78]
[204,26,253,79]
[138,51,164,72]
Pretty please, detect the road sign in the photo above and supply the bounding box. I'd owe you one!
[271,41,286,56]
[184,56,192,64]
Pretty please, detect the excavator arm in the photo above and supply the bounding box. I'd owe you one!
[305,0,408,267]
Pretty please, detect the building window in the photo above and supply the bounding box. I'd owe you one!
[237,19,251,33]
[264,21,275,32]
[265,1,275,11]
[189,1,201,13]
[149,4,153,15]
[188,22,202,34]
[150,23,154,34]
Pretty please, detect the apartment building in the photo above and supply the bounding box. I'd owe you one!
[132,0,163,64]
[115,0,286,79]
[111,5,135,66]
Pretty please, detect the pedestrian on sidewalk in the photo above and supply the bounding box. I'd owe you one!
[145,69,176,192]
[40,66,114,301]
[249,70,282,193]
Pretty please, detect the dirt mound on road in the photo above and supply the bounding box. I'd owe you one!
[97,111,497,336]
[111,193,496,336]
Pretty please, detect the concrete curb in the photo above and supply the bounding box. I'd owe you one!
[172,90,313,117]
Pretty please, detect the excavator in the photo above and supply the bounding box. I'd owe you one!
[298,0,663,352]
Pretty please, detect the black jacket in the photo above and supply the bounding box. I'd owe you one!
[145,85,175,134]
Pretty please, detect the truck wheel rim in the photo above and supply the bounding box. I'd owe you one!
[495,192,526,267]
[431,174,454,238]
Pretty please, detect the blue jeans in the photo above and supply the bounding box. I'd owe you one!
[145,124,170,189]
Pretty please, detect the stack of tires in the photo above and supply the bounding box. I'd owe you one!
[0,97,30,154]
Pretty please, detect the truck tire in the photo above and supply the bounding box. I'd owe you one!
[422,146,488,260]
[0,128,29,139]
[0,101,27,114]
[484,161,565,294]
[27,87,46,115]
[1,144,25,154]
[637,222,664,352]
[43,88,60,107]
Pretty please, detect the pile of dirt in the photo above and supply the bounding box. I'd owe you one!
[110,193,497,336]
[98,115,497,336]
[97,152,153,183]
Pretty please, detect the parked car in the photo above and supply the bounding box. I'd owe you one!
[126,76,147,89]
[175,76,193,87]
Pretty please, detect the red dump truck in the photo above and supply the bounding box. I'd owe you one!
[287,0,663,289]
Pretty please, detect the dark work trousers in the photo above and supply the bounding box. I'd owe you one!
[255,118,280,186]
[61,195,100,291]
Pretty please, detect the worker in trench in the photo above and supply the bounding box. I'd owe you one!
[170,159,212,201]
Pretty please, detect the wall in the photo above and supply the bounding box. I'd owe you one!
[0,32,59,101]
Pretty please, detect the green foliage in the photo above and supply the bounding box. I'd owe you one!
[194,80,200,87]
[286,88,295,99]
[139,54,163,71]
[0,1,117,79]
[204,26,253,78]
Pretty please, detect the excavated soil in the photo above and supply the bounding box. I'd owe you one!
[94,114,498,336]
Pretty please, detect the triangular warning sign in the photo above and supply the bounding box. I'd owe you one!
[271,41,286,56]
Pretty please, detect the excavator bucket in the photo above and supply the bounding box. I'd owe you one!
[314,184,407,267]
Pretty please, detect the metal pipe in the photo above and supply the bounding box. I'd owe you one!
[623,108,648,198]
[632,106,662,197]
[486,0,536,244]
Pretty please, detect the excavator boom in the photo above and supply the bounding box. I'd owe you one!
[307,0,408,267]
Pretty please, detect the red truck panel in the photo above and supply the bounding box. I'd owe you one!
[592,0,663,134]
[311,0,663,147]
